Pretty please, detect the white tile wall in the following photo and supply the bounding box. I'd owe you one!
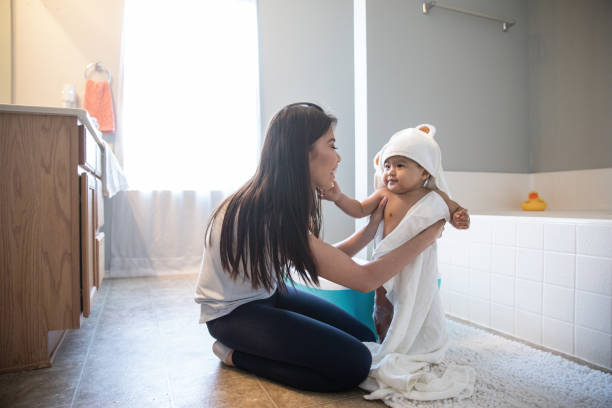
[515,279,542,314]
[440,263,456,292]
[438,240,452,264]
[491,303,514,335]
[469,269,490,300]
[494,221,516,246]
[453,266,470,295]
[445,291,457,316]
[576,225,612,257]
[470,218,493,244]
[517,248,543,281]
[515,309,542,344]
[543,223,575,253]
[469,298,490,327]
[470,243,491,272]
[543,252,575,287]
[575,291,612,334]
[490,273,514,306]
[542,317,574,355]
[440,214,612,370]
[542,284,574,323]
[450,240,470,268]
[575,326,612,370]
[576,256,612,297]
[492,246,516,277]
[452,293,470,320]
[517,222,543,249]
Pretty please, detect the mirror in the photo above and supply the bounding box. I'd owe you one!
[0,0,12,104]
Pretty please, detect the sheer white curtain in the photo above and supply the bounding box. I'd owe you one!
[109,0,260,277]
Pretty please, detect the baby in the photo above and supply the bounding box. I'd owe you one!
[320,124,469,341]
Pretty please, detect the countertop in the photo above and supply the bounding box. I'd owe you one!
[0,104,105,149]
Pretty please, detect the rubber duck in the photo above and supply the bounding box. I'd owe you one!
[521,191,547,211]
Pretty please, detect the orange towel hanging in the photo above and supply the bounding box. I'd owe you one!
[83,62,115,133]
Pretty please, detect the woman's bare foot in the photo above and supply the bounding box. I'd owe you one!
[212,341,235,366]
[224,350,235,366]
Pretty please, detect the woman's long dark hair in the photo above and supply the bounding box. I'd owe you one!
[205,103,337,292]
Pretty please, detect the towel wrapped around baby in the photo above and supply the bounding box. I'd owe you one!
[360,192,475,405]
[359,125,474,406]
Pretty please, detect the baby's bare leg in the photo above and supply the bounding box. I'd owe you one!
[373,286,394,342]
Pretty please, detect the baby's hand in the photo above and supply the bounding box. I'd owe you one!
[451,207,470,229]
[317,180,342,202]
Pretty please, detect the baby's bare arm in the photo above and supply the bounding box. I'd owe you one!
[432,189,470,229]
[432,189,459,214]
[319,181,369,217]
[332,189,386,218]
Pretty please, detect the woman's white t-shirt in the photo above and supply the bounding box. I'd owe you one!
[194,205,276,323]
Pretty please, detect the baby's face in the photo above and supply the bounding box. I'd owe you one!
[383,156,429,194]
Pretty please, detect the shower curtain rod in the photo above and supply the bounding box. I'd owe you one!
[422,1,516,32]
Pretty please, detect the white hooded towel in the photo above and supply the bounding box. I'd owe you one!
[360,123,474,406]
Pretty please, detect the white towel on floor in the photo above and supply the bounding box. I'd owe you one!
[360,192,475,406]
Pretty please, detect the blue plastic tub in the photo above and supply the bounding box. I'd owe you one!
[292,279,376,336]
[289,263,442,339]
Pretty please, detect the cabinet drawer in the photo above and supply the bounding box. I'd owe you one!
[79,125,103,177]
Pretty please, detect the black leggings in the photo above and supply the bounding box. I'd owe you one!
[206,287,376,392]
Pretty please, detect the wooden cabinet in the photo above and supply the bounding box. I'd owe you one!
[0,109,105,373]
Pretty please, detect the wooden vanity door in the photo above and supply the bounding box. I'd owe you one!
[80,172,97,317]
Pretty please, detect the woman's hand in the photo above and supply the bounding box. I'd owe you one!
[451,207,470,229]
[317,180,342,202]
[369,195,387,225]
[424,218,446,240]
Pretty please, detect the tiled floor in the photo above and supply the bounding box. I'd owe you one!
[0,275,381,408]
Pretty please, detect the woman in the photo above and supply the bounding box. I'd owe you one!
[195,102,446,392]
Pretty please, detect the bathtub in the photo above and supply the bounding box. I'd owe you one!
[438,209,612,370]
[295,169,612,367]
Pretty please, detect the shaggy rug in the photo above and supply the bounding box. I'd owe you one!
[386,319,612,408]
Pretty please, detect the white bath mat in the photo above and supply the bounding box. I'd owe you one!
[393,319,611,408]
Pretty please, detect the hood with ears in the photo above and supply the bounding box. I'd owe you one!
[373,124,451,197]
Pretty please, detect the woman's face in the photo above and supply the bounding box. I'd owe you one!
[309,127,341,189]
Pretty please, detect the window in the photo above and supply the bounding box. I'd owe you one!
[120,0,260,191]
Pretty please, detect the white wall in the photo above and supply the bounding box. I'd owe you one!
[12,0,124,272]
[12,0,358,263]
[13,0,123,107]
[12,0,610,266]
[527,0,612,172]
[0,0,11,103]
[365,0,529,194]
[445,168,612,212]
[258,0,356,244]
